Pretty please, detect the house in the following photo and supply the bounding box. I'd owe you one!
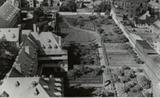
[0,1,20,28]
[0,77,63,97]
[21,30,68,76]
[10,38,38,76]
[38,32,68,75]
[5,30,41,77]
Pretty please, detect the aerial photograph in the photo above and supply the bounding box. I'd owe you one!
[0,0,159,97]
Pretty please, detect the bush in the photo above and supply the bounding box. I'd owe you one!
[145,92,153,97]
[98,28,105,34]
[120,76,130,83]
[138,76,151,89]
[130,84,142,92]
[89,15,97,21]
[94,1,111,12]
[122,65,131,70]
[60,0,77,12]
[123,85,130,93]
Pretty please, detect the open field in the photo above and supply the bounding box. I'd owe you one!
[108,53,138,66]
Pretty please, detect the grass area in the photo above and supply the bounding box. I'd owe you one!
[100,19,128,43]
[108,53,138,66]
[105,43,144,66]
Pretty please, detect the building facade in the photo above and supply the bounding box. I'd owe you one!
[113,0,149,18]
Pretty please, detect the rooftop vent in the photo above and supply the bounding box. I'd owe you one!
[43,45,46,49]
[48,45,52,49]
[32,81,38,88]
[48,39,51,43]
[0,91,9,97]
[54,45,58,49]
[34,88,40,96]
[15,81,20,87]
[54,92,62,97]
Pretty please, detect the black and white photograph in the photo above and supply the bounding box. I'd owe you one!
[0,0,159,97]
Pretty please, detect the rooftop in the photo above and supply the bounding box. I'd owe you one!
[149,1,160,8]
[0,28,19,42]
[39,32,67,55]
[8,34,39,76]
[0,77,63,97]
[0,1,20,21]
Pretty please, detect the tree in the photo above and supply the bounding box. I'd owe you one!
[138,76,151,89]
[89,15,97,21]
[94,1,111,12]
[60,0,77,12]
[130,84,142,92]
[98,28,104,34]
[122,65,131,70]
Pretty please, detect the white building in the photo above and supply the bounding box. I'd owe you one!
[0,77,63,97]
[0,28,20,46]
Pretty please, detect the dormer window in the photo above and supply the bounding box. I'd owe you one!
[48,45,52,49]
[15,81,20,87]
[48,39,51,43]
[34,88,40,95]
[32,81,38,87]
[54,45,58,49]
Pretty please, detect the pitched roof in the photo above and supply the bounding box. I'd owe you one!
[0,1,20,21]
[0,28,19,42]
[0,77,63,97]
[11,37,38,76]
[0,77,49,98]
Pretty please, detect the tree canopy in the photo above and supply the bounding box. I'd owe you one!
[60,0,77,12]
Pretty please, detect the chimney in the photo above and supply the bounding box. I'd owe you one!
[58,36,61,47]
[33,24,37,32]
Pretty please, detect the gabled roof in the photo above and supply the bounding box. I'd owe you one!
[0,28,19,42]
[0,77,63,98]
[10,37,38,76]
[0,77,49,98]
[0,1,20,21]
